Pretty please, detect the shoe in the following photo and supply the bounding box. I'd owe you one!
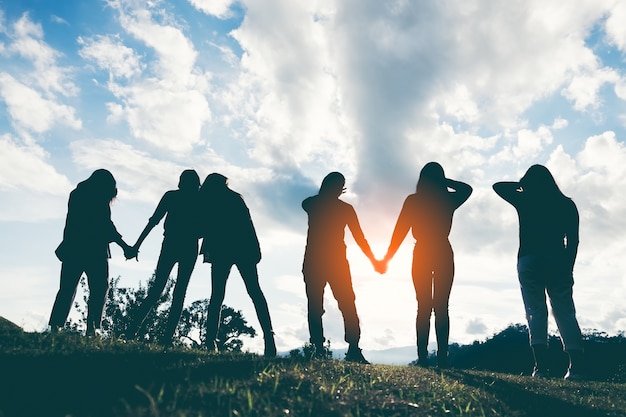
[437,352,449,369]
[532,366,549,378]
[414,358,429,367]
[345,346,370,364]
[564,369,584,381]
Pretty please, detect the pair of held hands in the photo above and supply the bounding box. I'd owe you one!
[372,258,389,274]
[123,245,139,261]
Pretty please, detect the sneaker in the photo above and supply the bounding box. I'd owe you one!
[532,366,549,378]
[345,347,370,364]
[564,369,584,381]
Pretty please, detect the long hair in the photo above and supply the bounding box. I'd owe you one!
[178,169,200,192]
[200,173,229,196]
[415,162,446,195]
[78,169,117,203]
[520,164,569,201]
[319,172,345,197]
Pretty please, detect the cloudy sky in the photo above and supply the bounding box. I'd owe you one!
[1,0,626,360]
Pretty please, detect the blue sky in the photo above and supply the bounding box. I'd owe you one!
[1,0,626,361]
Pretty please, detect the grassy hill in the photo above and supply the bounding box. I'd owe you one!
[1,318,625,417]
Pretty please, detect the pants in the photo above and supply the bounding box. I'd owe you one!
[49,257,109,333]
[303,257,360,346]
[412,242,454,359]
[132,238,198,344]
[205,261,274,345]
[517,255,583,351]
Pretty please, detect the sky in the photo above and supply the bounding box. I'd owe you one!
[1,0,626,362]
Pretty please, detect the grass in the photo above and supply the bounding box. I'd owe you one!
[0,326,625,417]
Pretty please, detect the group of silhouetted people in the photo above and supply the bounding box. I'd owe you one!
[48,163,584,380]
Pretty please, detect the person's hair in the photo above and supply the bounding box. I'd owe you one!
[178,169,200,192]
[415,162,446,194]
[200,173,229,195]
[319,172,345,197]
[78,169,117,203]
[520,164,568,200]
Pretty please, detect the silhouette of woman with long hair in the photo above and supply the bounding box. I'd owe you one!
[127,169,201,345]
[49,169,134,336]
[381,162,472,367]
[199,173,276,356]
[493,165,583,380]
[302,172,378,363]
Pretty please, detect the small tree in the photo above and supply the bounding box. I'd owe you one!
[68,274,257,351]
[178,300,257,352]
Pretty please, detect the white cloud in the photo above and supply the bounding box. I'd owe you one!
[604,1,626,52]
[188,0,237,19]
[0,72,81,133]
[93,1,213,154]
[78,34,144,79]
[8,13,78,97]
[562,67,620,111]
[0,133,72,194]
[224,0,354,179]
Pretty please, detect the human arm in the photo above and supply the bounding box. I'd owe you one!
[131,192,170,259]
[564,200,579,273]
[112,235,135,260]
[346,206,377,267]
[492,181,523,206]
[446,178,473,209]
[381,197,413,270]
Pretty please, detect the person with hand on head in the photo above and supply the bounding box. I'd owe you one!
[127,169,201,345]
[49,169,134,336]
[302,172,379,364]
[380,162,472,368]
[199,173,276,357]
[493,164,584,380]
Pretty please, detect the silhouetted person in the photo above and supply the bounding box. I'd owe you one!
[493,164,584,380]
[49,169,133,336]
[127,170,201,345]
[199,173,276,356]
[302,172,378,364]
[380,162,472,367]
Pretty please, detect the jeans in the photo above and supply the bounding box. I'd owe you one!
[303,257,361,346]
[132,238,198,343]
[205,261,274,344]
[49,257,109,332]
[517,255,583,351]
[412,241,454,359]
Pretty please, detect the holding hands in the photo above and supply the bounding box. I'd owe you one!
[124,244,139,261]
[372,258,388,274]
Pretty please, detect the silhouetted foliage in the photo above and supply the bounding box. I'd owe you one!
[68,275,257,351]
[447,324,626,381]
[178,300,256,352]
[288,341,333,360]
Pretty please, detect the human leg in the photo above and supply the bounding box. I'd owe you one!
[206,261,230,349]
[327,260,360,347]
[237,262,276,356]
[161,246,197,345]
[84,258,110,336]
[303,267,327,351]
[130,245,176,337]
[49,261,84,329]
[517,256,549,374]
[413,255,434,366]
[433,249,454,368]
[326,261,368,364]
[547,271,584,378]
